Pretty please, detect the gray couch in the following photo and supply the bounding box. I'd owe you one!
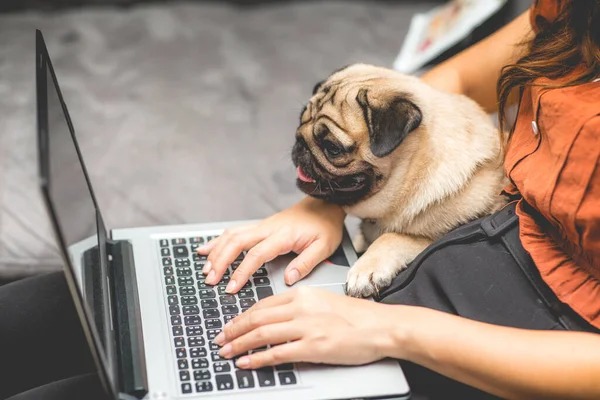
[0,0,529,280]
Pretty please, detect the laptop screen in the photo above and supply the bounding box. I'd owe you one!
[36,30,117,396]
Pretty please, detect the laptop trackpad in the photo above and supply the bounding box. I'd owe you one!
[267,253,350,294]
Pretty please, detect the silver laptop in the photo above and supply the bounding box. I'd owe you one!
[35,29,410,400]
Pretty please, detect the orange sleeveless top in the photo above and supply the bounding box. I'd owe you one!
[503,0,600,329]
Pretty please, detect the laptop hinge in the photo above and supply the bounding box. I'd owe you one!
[106,239,149,399]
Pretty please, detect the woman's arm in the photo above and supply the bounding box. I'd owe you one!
[386,306,600,400]
[421,9,534,112]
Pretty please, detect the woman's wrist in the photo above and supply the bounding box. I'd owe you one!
[374,304,430,363]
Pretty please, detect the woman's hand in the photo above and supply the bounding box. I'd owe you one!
[213,286,397,369]
[196,197,345,293]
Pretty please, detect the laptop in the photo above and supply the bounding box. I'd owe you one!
[34,29,410,400]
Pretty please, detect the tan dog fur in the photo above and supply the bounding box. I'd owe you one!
[293,64,508,297]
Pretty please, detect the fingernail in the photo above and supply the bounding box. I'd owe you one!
[214,332,225,345]
[286,269,300,285]
[224,320,233,329]
[225,280,237,293]
[197,245,207,253]
[202,261,212,274]
[206,270,216,284]
[219,343,232,357]
[236,356,250,368]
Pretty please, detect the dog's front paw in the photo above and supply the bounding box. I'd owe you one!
[344,251,407,298]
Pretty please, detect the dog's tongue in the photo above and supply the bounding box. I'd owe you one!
[297,166,315,183]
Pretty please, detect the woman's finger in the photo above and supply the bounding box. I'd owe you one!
[205,225,266,286]
[284,240,333,285]
[216,304,295,345]
[219,321,303,359]
[235,340,308,369]
[227,233,299,293]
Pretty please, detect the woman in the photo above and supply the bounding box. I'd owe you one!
[197,1,600,398]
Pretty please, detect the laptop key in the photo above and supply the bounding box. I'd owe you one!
[275,363,294,371]
[236,370,255,389]
[181,382,192,394]
[257,368,276,387]
[190,347,207,358]
[192,358,209,369]
[256,286,274,300]
[223,315,236,324]
[181,296,197,306]
[178,277,193,286]
[173,245,189,258]
[178,359,189,370]
[253,267,268,277]
[176,348,187,358]
[167,295,178,306]
[239,298,255,308]
[186,325,203,336]
[183,306,200,316]
[199,289,216,299]
[188,336,205,347]
[179,286,196,296]
[163,266,174,275]
[171,315,182,325]
[176,268,192,277]
[190,237,204,244]
[207,329,221,340]
[174,337,185,347]
[165,276,175,285]
[222,305,239,315]
[176,259,191,268]
[197,281,210,290]
[195,381,213,393]
[213,362,231,374]
[201,299,218,309]
[166,285,177,295]
[211,351,226,362]
[173,325,183,336]
[180,370,190,381]
[217,286,228,296]
[194,369,211,381]
[173,238,187,245]
[209,341,219,351]
[159,239,169,247]
[162,257,173,267]
[184,316,202,326]
[278,372,297,385]
[238,289,255,299]
[215,375,234,391]
[254,277,270,286]
[203,309,220,319]
[161,248,170,257]
[220,295,236,305]
[169,305,180,316]
[205,319,222,330]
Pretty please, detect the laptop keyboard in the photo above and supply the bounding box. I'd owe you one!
[159,235,299,395]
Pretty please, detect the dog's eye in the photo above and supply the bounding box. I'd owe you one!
[323,140,343,158]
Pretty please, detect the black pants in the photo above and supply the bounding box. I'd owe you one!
[0,271,108,400]
[1,204,597,400]
[376,201,599,399]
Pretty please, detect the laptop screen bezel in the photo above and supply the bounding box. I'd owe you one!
[35,29,118,399]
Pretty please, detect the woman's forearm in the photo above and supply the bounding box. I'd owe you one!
[381,306,600,399]
[421,9,533,113]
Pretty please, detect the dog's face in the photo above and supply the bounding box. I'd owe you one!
[291,64,423,206]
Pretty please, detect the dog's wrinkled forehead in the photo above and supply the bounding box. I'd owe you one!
[299,64,423,159]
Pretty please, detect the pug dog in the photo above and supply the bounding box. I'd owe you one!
[292,63,508,298]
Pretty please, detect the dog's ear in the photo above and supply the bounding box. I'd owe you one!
[312,80,325,95]
[356,88,422,158]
